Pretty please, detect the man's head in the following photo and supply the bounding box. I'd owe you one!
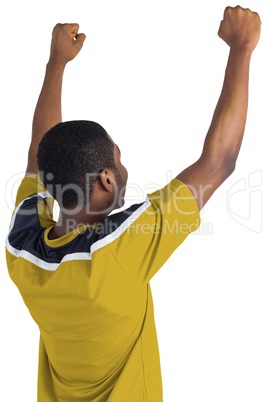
[37,120,128,216]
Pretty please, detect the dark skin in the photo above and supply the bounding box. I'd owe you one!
[49,141,128,239]
[26,7,261,238]
[176,6,261,208]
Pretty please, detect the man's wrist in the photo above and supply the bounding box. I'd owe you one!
[229,44,253,60]
[46,58,66,73]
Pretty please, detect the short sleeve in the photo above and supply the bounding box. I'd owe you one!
[108,178,200,284]
[13,174,55,228]
[15,174,49,206]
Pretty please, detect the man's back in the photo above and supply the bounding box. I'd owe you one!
[6,174,199,401]
[5,7,261,401]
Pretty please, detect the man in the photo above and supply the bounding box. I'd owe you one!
[5,6,261,402]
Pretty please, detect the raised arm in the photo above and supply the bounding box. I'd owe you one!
[25,23,86,176]
[176,6,261,211]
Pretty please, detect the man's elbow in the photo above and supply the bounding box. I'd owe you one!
[225,157,236,177]
[205,153,236,182]
[223,156,236,179]
[212,156,236,186]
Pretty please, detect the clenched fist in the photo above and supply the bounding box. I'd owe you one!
[49,23,86,66]
[218,6,261,53]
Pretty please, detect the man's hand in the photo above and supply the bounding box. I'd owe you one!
[49,23,86,66]
[26,23,86,175]
[176,6,261,211]
[218,6,261,52]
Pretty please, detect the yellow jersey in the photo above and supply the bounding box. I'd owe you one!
[5,174,200,401]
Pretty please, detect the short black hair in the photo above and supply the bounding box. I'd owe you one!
[37,120,118,209]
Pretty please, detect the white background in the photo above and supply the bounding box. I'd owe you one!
[1,0,267,401]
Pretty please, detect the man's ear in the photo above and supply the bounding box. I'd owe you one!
[99,169,115,192]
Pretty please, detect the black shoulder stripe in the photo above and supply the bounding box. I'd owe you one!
[8,196,147,264]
